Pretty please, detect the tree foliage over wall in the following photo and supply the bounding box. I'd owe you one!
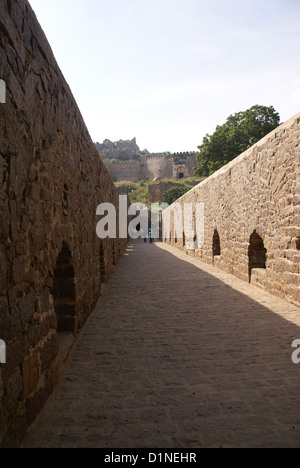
[162,186,190,205]
[195,105,281,177]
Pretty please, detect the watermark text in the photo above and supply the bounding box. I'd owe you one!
[0,79,6,103]
[96,196,205,251]
[292,340,300,364]
[0,339,6,364]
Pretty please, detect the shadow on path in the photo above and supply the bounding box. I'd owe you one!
[22,240,300,448]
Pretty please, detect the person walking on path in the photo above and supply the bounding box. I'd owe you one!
[149,230,153,244]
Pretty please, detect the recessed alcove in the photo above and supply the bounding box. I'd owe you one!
[248,231,267,282]
[52,242,76,333]
[213,229,221,257]
[51,242,76,363]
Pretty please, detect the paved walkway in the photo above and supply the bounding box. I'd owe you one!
[23,240,300,448]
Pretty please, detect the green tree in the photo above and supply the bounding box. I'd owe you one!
[162,186,190,205]
[195,105,281,177]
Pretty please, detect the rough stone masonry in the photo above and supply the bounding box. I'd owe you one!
[0,0,127,447]
[164,114,300,308]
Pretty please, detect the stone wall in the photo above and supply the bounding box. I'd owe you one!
[149,180,200,204]
[0,0,127,447]
[104,161,145,182]
[105,153,196,182]
[146,156,174,180]
[163,114,300,308]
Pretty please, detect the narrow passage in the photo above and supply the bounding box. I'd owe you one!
[23,240,300,448]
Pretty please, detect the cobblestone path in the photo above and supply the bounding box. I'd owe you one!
[23,240,300,448]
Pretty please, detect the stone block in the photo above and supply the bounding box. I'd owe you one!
[0,305,22,343]
[3,367,23,416]
[0,245,7,294]
[17,292,35,328]
[3,335,26,380]
[40,334,59,374]
[29,228,46,255]
[0,200,10,242]
[22,352,39,400]
[12,257,25,285]
[20,215,30,233]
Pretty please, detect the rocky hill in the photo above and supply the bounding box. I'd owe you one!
[95,138,156,162]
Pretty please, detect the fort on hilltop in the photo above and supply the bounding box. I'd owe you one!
[95,138,198,182]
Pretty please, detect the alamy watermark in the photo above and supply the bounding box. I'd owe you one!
[291,340,300,364]
[0,79,6,104]
[96,196,205,250]
[0,340,6,364]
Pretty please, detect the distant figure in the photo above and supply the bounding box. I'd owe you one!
[149,230,152,244]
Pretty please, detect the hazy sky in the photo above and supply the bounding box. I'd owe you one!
[29,0,300,152]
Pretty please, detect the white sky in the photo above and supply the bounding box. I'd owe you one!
[29,0,300,153]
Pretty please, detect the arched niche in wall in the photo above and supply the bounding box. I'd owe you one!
[52,242,76,333]
[212,229,221,260]
[177,167,185,180]
[248,231,267,282]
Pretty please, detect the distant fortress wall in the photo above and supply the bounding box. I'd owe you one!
[146,156,174,180]
[105,161,144,182]
[105,153,197,182]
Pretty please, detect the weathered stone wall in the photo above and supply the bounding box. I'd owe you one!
[149,180,200,204]
[146,156,174,180]
[164,114,300,308]
[105,153,196,182]
[149,182,176,204]
[105,161,145,182]
[187,153,197,175]
[0,0,127,447]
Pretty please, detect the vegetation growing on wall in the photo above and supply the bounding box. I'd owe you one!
[116,180,151,205]
[162,186,191,205]
[96,138,152,163]
[101,149,148,163]
[116,177,204,205]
